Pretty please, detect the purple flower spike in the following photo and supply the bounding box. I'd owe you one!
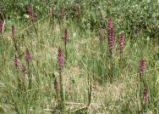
[22,65,26,72]
[107,17,113,30]
[14,55,18,68]
[12,25,15,37]
[25,49,30,63]
[57,48,64,69]
[61,9,64,18]
[54,77,58,90]
[64,29,68,44]
[138,57,146,76]
[52,8,54,16]
[144,88,148,101]
[118,33,124,54]
[98,27,103,38]
[28,5,34,21]
[76,6,80,15]
[107,17,114,54]
[48,7,51,16]
[0,21,2,32]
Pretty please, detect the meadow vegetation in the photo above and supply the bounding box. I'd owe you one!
[0,0,159,113]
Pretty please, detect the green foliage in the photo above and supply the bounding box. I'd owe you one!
[0,0,47,21]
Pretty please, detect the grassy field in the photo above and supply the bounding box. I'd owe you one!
[0,0,159,113]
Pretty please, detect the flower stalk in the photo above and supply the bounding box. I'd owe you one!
[118,32,124,67]
[28,4,38,40]
[25,49,32,89]
[57,48,64,112]
[54,77,59,101]
[107,17,114,82]
[11,25,18,51]
[0,21,2,34]
[138,57,146,77]
[64,29,68,60]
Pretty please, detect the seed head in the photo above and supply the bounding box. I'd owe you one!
[57,48,64,68]
[138,57,146,76]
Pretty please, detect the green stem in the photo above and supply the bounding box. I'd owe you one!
[28,62,32,89]
[59,68,64,112]
[65,43,67,60]
[32,21,38,40]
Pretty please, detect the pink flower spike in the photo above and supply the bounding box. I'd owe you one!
[12,25,15,37]
[76,6,80,15]
[64,29,68,44]
[57,48,64,68]
[107,17,114,54]
[14,55,18,68]
[54,77,58,90]
[28,5,34,21]
[61,9,64,18]
[25,49,30,63]
[48,7,51,16]
[22,65,26,72]
[98,27,103,38]
[144,88,148,101]
[52,8,54,16]
[138,57,146,76]
[0,21,3,32]
[107,17,113,30]
[118,33,124,54]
